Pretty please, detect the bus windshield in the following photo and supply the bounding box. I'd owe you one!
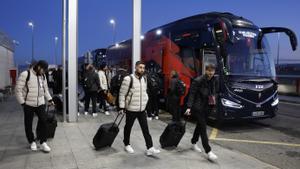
[225,28,276,78]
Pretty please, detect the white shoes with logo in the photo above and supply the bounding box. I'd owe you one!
[146,147,161,156]
[40,142,51,153]
[84,111,88,115]
[92,113,98,117]
[30,142,37,151]
[104,111,110,116]
[207,151,218,161]
[124,145,135,154]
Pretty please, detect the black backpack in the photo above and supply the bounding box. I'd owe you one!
[83,74,93,90]
[176,79,186,96]
[110,73,128,96]
[147,73,160,95]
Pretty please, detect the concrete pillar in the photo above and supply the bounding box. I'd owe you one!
[68,0,78,122]
[132,0,142,71]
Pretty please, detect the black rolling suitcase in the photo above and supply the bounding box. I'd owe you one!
[37,106,57,139]
[93,113,125,150]
[159,121,186,148]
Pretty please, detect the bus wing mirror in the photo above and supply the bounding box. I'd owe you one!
[257,27,298,51]
[212,19,234,45]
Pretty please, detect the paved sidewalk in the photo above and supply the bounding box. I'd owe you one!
[0,97,279,169]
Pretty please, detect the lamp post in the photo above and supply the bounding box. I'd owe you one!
[28,22,34,62]
[110,19,116,44]
[54,36,58,65]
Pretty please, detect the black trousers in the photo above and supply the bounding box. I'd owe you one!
[146,94,159,117]
[123,111,153,149]
[84,91,98,113]
[98,91,108,111]
[23,104,47,144]
[191,111,211,153]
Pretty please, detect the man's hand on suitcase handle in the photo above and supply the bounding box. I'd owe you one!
[184,108,191,116]
[119,108,125,115]
[48,100,55,106]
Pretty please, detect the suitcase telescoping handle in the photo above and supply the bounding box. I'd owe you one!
[111,113,125,129]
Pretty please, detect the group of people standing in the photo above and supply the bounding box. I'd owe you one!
[15,59,218,161]
[81,63,110,117]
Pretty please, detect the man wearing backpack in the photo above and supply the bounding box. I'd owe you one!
[168,70,185,122]
[83,65,101,117]
[146,72,161,120]
[110,68,128,110]
[15,60,54,153]
[184,64,218,161]
[119,61,160,156]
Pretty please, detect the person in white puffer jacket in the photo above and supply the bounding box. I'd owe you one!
[97,63,109,116]
[15,60,54,153]
[119,61,160,156]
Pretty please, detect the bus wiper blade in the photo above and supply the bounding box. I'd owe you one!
[238,78,272,83]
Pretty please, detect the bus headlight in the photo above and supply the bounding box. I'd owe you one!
[271,98,279,106]
[221,98,243,109]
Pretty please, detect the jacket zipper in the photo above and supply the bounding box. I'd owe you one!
[37,76,40,106]
[140,77,142,112]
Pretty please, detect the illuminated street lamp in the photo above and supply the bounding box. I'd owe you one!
[28,21,35,61]
[110,19,116,44]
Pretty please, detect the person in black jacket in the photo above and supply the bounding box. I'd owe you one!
[168,70,181,122]
[83,65,101,117]
[185,64,218,161]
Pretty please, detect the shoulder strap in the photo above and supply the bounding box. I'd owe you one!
[125,75,133,98]
[25,70,30,102]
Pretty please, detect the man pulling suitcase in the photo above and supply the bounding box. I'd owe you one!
[118,61,160,156]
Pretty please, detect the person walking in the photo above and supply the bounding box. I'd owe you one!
[83,65,101,117]
[146,72,161,120]
[15,60,54,153]
[167,70,182,122]
[184,64,218,161]
[98,63,110,115]
[119,61,160,156]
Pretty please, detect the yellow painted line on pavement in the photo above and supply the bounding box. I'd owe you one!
[211,137,300,147]
[209,128,219,139]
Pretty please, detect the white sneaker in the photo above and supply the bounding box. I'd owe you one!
[147,117,152,121]
[124,145,135,154]
[146,147,160,156]
[155,116,159,120]
[30,142,37,151]
[40,142,51,153]
[207,151,218,161]
[84,111,88,115]
[92,113,98,117]
[192,144,202,153]
[77,112,80,116]
[104,111,110,116]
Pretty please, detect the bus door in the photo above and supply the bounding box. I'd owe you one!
[202,49,218,74]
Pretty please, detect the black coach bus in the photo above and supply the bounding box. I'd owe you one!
[105,12,298,122]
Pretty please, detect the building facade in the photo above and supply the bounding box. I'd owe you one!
[0,31,15,89]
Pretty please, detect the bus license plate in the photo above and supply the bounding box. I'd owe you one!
[252,111,264,117]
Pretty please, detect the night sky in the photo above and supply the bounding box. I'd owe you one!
[0,0,299,65]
